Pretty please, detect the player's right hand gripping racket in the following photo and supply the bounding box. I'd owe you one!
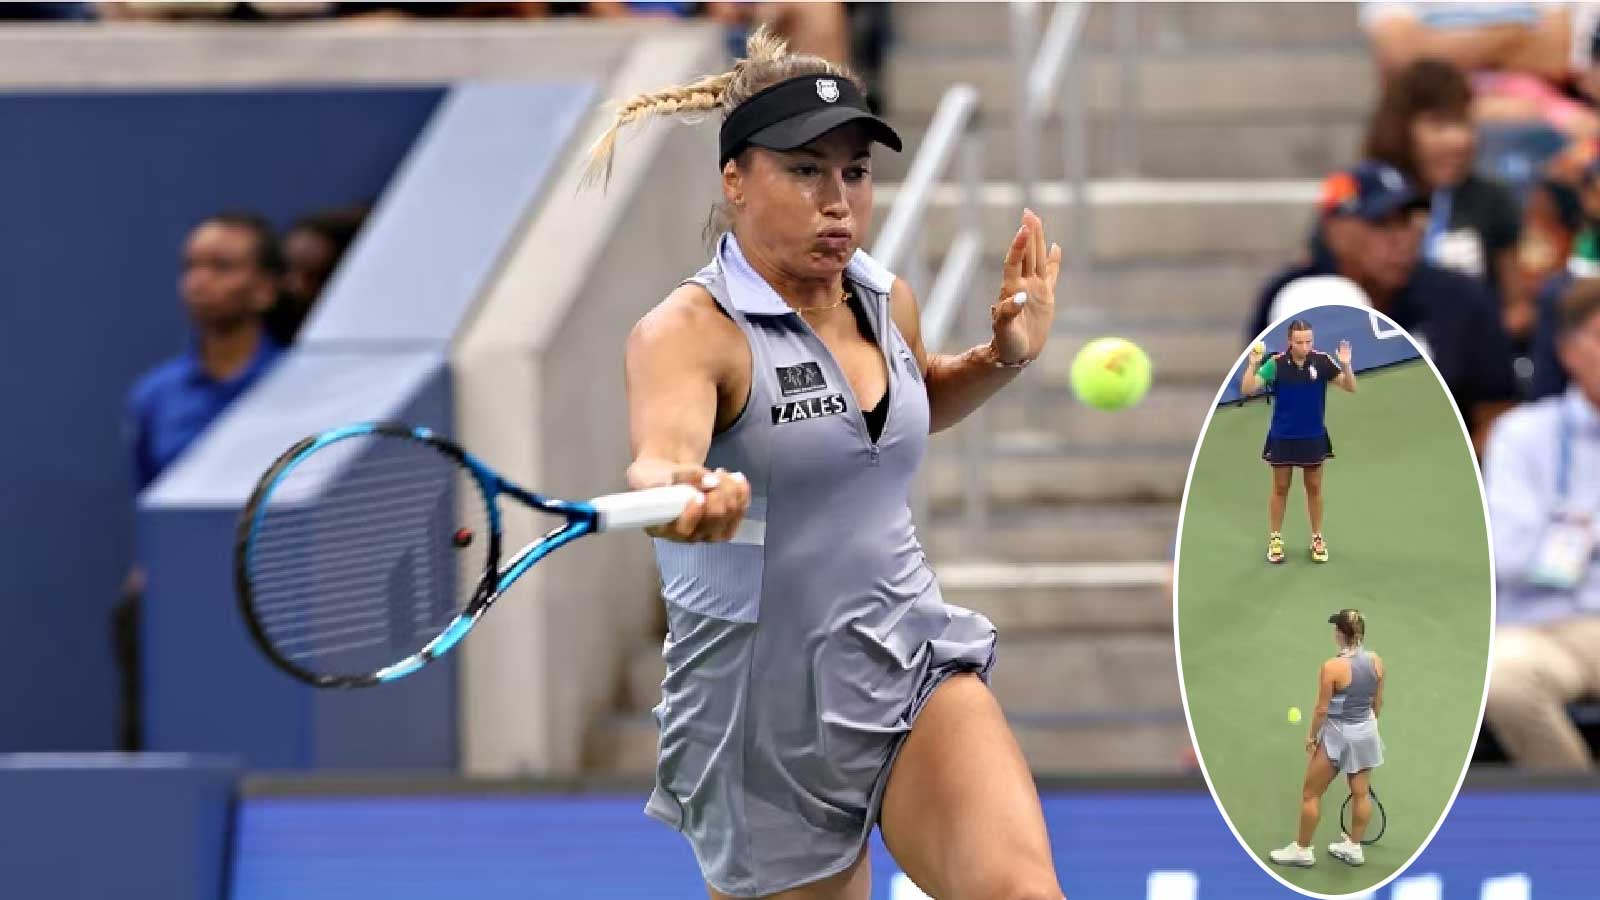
[235,422,704,688]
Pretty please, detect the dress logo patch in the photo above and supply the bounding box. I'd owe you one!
[776,361,827,397]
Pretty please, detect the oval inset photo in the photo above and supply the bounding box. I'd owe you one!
[1175,302,1493,897]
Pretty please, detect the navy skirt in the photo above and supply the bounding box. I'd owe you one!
[1263,433,1334,467]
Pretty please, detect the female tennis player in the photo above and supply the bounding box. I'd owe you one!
[1240,319,1356,564]
[1270,609,1386,868]
[588,27,1064,900]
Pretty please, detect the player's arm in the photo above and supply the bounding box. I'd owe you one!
[1371,654,1385,719]
[623,285,750,542]
[1307,659,1337,752]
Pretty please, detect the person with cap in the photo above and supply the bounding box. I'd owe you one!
[584,26,1064,900]
[1270,609,1387,869]
[1251,160,1520,453]
[1241,318,1357,565]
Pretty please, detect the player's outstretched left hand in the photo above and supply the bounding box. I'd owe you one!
[1337,339,1352,369]
[991,208,1061,366]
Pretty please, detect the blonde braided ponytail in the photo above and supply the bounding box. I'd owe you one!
[581,25,860,190]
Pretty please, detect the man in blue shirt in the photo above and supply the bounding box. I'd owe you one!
[1242,320,1358,564]
[116,212,282,750]
[1251,161,1520,453]
[1484,280,1600,770]
[126,212,284,491]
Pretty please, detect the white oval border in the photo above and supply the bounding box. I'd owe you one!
[1170,299,1500,899]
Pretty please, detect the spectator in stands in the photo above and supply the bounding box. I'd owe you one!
[1570,158,1600,272]
[127,213,285,491]
[266,205,366,345]
[1254,162,1520,451]
[1533,163,1600,396]
[1362,2,1600,152]
[1483,279,1600,771]
[116,213,284,751]
[1363,59,1528,338]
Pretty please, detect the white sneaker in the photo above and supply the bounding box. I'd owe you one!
[1269,842,1315,867]
[1328,835,1365,866]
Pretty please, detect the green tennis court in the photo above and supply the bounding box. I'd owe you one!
[1177,360,1492,895]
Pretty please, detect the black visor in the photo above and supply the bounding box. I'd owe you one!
[718,74,902,168]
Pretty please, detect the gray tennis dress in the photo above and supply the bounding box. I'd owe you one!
[1320,648,1385,774]
[645,233,997,897]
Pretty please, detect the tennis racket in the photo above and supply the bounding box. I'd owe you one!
[235,422,706,688]
[1340,783,1386,845]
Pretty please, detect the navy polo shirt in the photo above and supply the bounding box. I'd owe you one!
[1258,350,1340,439]
[1251,260,1519,424]
[126,335,282,491]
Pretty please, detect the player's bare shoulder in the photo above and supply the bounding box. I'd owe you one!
[628,283,747,375]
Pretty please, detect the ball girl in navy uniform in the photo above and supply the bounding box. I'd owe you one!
[587,26,1067,900]
[1241,319,1357,564]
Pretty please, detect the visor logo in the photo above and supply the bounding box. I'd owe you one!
[816,78,840,103]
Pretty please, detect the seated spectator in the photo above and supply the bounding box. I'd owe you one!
[1483,279,1600,771]
[1569,157,1600,272]
[704,2,852,67]
[267,205,366,345]
[127,212,284,491]
[118,212,284,750]
[1531,268,1575,399]
[1253,162,1520,452]
[1364,2,1599,126]
[1363,59,1527,337]
[1519,180,1585,395]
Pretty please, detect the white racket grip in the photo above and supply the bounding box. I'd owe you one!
[591,484,701,532]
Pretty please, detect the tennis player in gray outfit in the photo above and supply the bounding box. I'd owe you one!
[1271,609,1386,868]
[590,26,1066,900]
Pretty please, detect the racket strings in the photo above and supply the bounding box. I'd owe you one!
[243,432,491,677]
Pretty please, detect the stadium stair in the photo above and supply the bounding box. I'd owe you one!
[586,2,1375,776]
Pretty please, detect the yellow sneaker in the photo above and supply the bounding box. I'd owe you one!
[1268,532,1285,564]
[1311,534,1329,563]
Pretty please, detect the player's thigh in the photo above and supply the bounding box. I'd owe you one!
[707,847,871,900]
[1272,465,1294,491]
[879,673,1061,900]
[1302,464,1323,491]
[1303,744,1339,798]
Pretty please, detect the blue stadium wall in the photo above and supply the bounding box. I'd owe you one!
[0,88,443,752]
[1,766,1590,900]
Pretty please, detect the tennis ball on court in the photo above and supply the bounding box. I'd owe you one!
[1069,337,1152,410]
[1288,706,1302,724]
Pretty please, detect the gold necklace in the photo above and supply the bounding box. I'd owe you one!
[793,289,849,314]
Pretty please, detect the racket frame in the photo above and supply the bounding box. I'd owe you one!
[235,422,601,689]
[1339,783,1386,845]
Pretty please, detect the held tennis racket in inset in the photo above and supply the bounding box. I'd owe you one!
[235,422,699,688]
[1340,783,1386,845]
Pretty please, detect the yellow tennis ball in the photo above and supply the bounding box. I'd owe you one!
[1253,341,1266,356]
[1288,706,1302,724]
[1070,337,1152,411]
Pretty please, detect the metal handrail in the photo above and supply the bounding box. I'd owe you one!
[1011,0,1092,278]
[872,83,985,526]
